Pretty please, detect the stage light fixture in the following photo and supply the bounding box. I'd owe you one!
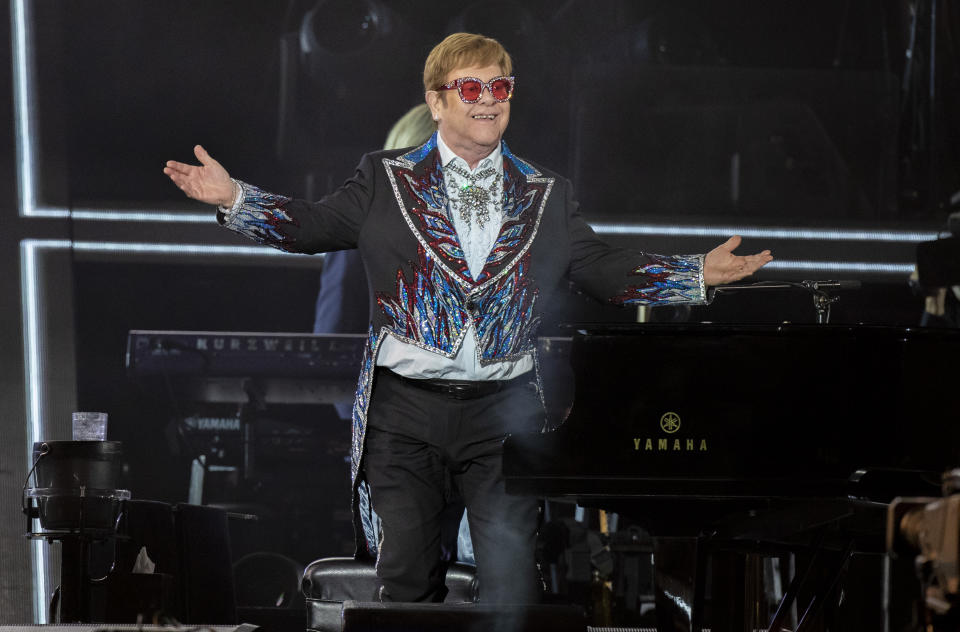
[299,0,392,56]
[446,1,541,46]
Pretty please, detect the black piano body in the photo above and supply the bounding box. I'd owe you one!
[503,323,960,631]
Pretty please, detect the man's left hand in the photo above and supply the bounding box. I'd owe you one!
[703,235,773,286]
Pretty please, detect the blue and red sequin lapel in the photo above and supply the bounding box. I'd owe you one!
[381,133,554,293]
[383,135,472,286]
[476,142,551,289]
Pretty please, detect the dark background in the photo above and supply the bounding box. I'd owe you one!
[38,0,960,217]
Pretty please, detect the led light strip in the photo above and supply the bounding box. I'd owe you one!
[39,208,951,242]
[69,241,289,255]
[12,0,38,218]
[590,222,939,243]
[30,206,212,223]
[19,239,58,623]
[25,206,951,244]
[765,260,913,274]
[14,1,49,617]
[69,209,213,223]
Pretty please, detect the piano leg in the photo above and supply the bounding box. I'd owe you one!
[796,549,889,632]
[763,540,857,632]
[708,550,755,632]
[795,546,852,631]
[653,537,706,632]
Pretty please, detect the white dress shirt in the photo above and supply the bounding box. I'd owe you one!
[375,133,534,380]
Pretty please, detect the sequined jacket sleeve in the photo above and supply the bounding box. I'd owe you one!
[217,153,377,253]
[561,178,707,306]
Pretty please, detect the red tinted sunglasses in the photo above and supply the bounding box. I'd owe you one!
[437,76,515,103]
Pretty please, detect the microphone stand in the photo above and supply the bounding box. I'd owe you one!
[713,280,862,324]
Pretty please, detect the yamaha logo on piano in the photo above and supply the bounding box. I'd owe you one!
[659,412,681,433]
[633,411,708,452]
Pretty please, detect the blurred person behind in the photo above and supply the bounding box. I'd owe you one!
[313,103,437,335]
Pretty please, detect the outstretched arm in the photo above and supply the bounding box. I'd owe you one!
[163,145,236,207]
[163,145,375,255]
[703,235,773,286]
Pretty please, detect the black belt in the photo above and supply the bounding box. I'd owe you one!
[381,368,519,400]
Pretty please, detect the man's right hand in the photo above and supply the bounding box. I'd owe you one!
[164,145,236,207]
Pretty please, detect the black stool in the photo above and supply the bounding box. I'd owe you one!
[302,557,478,632]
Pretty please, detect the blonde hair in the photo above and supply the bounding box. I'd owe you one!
[384,103,436,150]
[422,32,512,93]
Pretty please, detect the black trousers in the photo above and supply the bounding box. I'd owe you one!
[363,368,542,604]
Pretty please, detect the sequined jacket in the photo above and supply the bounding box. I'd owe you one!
[219,132,706,553]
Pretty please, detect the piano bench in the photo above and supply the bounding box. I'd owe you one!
[302,557,478,632]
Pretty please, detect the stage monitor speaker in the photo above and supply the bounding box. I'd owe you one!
[339,601,585,632]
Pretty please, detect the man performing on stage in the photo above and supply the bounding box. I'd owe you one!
[164,32,772,605]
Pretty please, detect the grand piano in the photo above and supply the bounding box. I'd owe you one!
[503,323,960,631]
